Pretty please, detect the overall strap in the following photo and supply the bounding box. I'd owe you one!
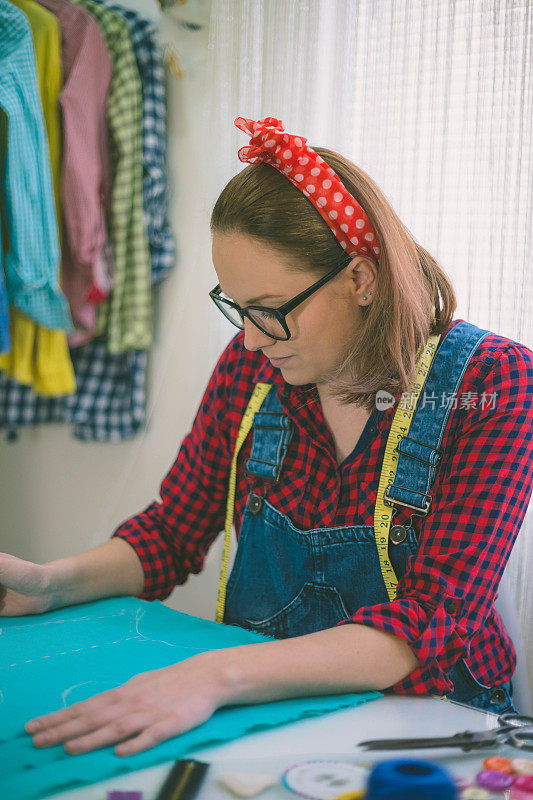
[375,321,491,601]
[385,320,492,515]
[216,382,276,623]
[243,385,294,481]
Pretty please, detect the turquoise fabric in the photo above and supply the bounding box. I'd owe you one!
[0,596,381,800]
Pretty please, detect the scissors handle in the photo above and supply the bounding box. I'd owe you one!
[509,731,533,752]
[499,713,533,728]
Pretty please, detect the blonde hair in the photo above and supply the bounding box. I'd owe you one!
[210,147,457,413]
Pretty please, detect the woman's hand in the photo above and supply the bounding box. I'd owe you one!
[25,651,230,756]
[0,552,56,616]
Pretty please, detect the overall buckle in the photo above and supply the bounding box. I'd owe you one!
[383,485,432,515]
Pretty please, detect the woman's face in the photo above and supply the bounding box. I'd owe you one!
[212,232,377,396]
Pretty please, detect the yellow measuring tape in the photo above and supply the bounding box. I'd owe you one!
[215,382,272,623]
[374,332,441,600]
[215,333,441,622]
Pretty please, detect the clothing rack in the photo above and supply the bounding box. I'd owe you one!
[0,0,176,441]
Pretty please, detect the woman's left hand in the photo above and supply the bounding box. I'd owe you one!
[24,651,229,756]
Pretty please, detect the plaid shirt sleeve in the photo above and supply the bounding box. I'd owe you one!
[110,338,236,600]
[336,343,533,696]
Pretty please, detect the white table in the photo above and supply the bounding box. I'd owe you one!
[46,695,520,799]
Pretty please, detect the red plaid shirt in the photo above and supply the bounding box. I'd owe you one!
[112,318,533,696]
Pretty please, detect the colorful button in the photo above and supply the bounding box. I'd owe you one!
[514,776,533,791]
[107,793,143,800]
[512,762,533,777]
[476,769,514,790]
[461,787,490,799]
[510,787,533,800]
[483,756,514,774]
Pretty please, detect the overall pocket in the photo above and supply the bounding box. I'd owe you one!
[241,581,351,639]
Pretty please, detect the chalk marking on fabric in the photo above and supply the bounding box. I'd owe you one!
[62,681,100,708]
[2,611,128,630]
[131,608,180,649]
[2,635,141,669]
[129,608,222,653]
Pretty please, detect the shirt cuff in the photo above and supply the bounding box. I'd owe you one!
[335,593,470,695]
[111,527,179,602]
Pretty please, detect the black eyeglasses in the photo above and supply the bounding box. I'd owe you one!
[209,255,356,341]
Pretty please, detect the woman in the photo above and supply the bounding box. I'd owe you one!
[2,117,533,757]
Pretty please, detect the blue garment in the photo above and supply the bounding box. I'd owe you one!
[0,596,380,800]
[0,338,146,441]
[0,106,10,354]
[90,0,175,285]
[223,320,517,715]
[0,0,73,331]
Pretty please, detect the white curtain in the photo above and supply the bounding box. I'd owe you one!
[197,0,533,696]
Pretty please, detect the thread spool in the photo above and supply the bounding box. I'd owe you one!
[366,758,457,800]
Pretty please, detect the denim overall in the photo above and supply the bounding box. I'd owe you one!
[223,320,517,713]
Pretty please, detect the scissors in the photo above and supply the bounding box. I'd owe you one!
[359,713,533,752]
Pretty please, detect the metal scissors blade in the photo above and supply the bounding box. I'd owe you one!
[359,713,533,753]
[358,731,491,752]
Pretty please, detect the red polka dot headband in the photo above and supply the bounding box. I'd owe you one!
[234,116,381,262]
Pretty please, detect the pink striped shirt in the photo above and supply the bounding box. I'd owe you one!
[37,0,114,347]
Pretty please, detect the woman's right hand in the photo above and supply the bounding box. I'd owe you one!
[0,552,57,616]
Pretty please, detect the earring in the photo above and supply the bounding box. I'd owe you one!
[362,291,372,302]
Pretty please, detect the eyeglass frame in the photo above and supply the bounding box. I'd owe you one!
[209,253,370,341]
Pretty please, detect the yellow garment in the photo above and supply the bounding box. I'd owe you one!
[0,0,75,395]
